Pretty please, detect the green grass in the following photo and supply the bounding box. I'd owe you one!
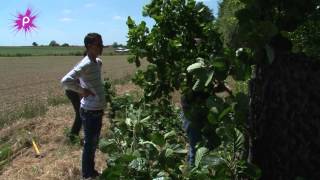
[47,94,69,106]
[0,95,67,128]
[19,99,48,119]
[0,143,12,172]
[110,74,134,85]
[0,46,129,57]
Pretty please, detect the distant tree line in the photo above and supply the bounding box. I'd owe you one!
[32,41,69,47]
[112,42,127,48]
[32,41,127,48]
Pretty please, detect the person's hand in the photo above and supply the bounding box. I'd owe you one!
[81,88,95,97]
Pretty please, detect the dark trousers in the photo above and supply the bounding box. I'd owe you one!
[181,112,204,166]
[65,90,81,135]
[183,118,202,165]
[80,108,103,178]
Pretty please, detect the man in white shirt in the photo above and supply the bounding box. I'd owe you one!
[61,33,105,179]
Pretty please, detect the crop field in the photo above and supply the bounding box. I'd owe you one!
[0,55,144,122]
[0,46,125,57]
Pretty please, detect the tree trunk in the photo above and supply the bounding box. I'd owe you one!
[248,53,320,180]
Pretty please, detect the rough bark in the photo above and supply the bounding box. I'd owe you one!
[248,53,320,180]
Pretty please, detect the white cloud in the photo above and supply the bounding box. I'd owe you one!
[195,0,211,2]
[84,3,96,8]
[59,17,74,22]
[112,15,126,21]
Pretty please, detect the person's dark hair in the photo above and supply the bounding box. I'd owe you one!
[83,33,102,56]
[84,33,102,48]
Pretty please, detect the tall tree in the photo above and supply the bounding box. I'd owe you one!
[216,0,244,49]
[289,8,320,58]
[32,42,38,46]
[127,0,221,102]
[127,0,259,179]
[234,0,320,179]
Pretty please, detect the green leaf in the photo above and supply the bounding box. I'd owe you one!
[139,140,161,152]
[140,115,151,123]
[142,6,149,17]
[99,139,118,153]
[0,144,11,161]
[205,70,214,87]
[127,16,135,28]
[206,96,224,110]
[210,107,219,114]
[192,79,201,91]
[202,153,225,166]
[212,60,225,69]
[101,154,136,179]
[127,55,136,64]
[187,62,204,73]
[125,117,132,127]
[173,40,182,47]
[151,132,166,146]
[129,157,147,172]
[195,147,209,168]
[232,61,252,81]
[164,130,176,140]
[153,171,170,180]
[208,112,218,125]
[165,148,174,158]
[198,7,205,13]
[211,57,226,70]
[101,165,124,179]
[173,149,188,154]
[218,106,232,121]
[234,128,245,152]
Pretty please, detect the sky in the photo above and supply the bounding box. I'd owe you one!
[0,0,219,46]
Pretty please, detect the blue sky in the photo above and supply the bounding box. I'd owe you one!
[0,0,219,46]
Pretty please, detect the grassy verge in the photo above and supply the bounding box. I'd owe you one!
[0,99,47,129]
[47,94,69,107]
[0,95,68,129]
[0,95,68,173]
[109,74,133,85]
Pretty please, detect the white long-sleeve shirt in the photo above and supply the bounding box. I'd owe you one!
[61,56,106,110]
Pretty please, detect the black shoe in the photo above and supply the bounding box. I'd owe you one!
[82,170,101,180]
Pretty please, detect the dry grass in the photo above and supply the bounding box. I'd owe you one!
[0,83,139,180]
[0,105,108,180]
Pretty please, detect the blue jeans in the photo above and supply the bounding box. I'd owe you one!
[80,108,103,178]
[181,112,202,166]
